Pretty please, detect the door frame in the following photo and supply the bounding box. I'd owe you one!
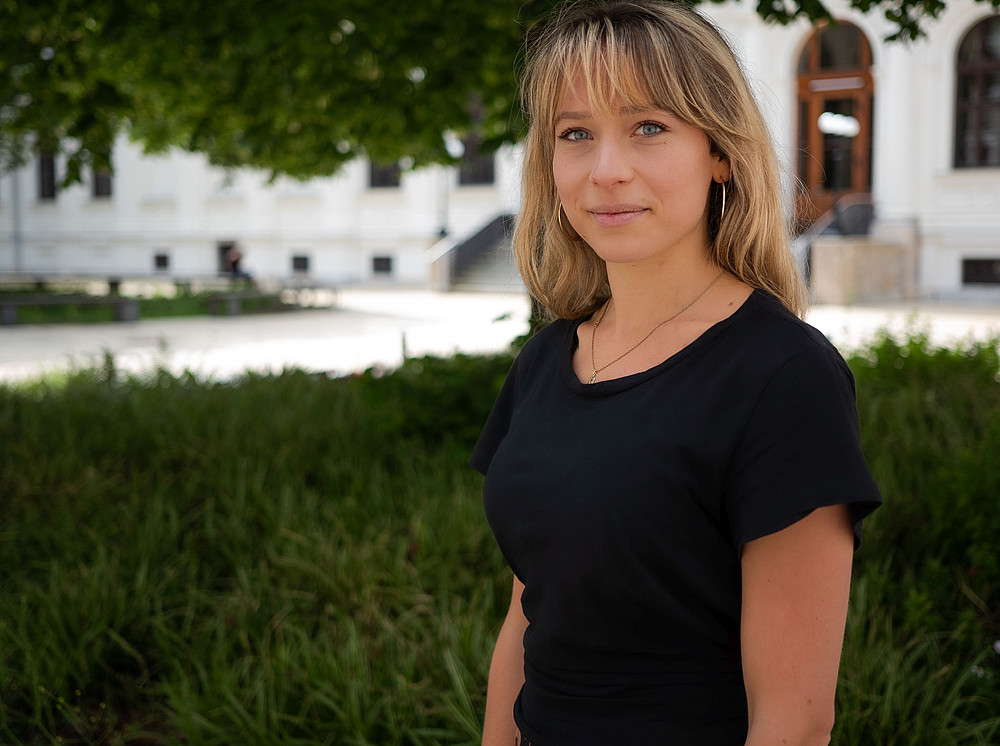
[795,22,875,231]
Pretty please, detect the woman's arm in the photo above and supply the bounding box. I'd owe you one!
[740,504,855,746]
[482,575,528,746]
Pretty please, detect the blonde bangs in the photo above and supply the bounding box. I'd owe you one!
[528,17,698,142]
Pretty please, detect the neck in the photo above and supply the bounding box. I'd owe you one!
[603,250,720,334]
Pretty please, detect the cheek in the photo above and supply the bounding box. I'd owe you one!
[551,156,574,202]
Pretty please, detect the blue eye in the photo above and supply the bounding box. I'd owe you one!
[637,122,665,136]
[558,128,590,141]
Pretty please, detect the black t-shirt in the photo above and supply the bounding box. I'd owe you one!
[470,290,882,746]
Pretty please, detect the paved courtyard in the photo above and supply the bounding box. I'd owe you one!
[1,287,999,384]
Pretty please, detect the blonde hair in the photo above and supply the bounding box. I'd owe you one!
[514,0,807,319]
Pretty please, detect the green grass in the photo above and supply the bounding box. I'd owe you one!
[1,334,998,744]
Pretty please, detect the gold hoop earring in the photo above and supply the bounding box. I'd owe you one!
[557,205,579,241]
[720,180,727,223]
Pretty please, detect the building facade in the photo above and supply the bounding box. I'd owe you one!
[0,136,522,287]
[0,0,997,299]
[703,0,1000,300]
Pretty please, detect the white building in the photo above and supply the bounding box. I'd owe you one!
[0,135,522,288]
[0,0,997,300]
[705,0,1000,302]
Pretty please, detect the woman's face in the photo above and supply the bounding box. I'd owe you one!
[552,73,728,268]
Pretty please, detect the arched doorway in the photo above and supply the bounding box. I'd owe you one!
[795,22,875,231]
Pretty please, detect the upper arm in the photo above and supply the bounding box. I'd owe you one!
[740,504,855,744]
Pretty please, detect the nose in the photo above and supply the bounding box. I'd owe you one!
[589,138,633,186]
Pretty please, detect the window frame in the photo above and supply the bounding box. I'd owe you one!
[954,16,1000,168]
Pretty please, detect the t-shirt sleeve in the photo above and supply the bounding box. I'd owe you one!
[469,355,520,475]
[725,342,882,549]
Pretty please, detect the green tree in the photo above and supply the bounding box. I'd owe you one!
[1,0,994,182]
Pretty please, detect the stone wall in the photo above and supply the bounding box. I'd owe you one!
[810,237,918,305]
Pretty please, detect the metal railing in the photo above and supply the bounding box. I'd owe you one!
[428,213,515,290]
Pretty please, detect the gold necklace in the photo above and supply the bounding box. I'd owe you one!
[588,269,726,384]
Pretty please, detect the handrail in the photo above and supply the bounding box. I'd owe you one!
[427,213,514,290]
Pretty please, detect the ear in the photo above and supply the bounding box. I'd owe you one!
[712,154,731,184]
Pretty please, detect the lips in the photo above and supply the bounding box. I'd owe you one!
[587,205,648,227]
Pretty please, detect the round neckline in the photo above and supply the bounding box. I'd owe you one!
[561,289,760,396]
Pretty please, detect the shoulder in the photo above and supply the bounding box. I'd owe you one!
[733,291,854,388]
[742,291,839,355]
[522,316,577,350]
[512,317,578,373]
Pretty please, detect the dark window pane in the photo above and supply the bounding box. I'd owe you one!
[369,161,400,188]
[822,137,854,190]
[154,253,170,270]
[955,109,974,166]
[819,24,861,69]
[459,153,494,185]
[962,258,1000,284]
[292,255,310,272]
[987,71,1000,101]
[985,17,1000,60]
[958,25,981,63]
[984,106,1000,165]
[458,135,495,186]
[372,256,393,274]
[93,169,112,198]
[957,73,977,102]
[820,98,855,191]
[38,152,56,200]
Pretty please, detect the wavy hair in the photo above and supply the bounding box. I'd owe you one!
[514,0,807,319]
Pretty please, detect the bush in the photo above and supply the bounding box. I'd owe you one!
[835,332,1000,743]
[0,333,998,744]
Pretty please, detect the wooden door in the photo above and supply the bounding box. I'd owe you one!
[795,22,875,232]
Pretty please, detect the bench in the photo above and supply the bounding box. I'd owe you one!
[0,294,141,325]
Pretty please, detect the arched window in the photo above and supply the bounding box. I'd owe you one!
[955,16,1000,168]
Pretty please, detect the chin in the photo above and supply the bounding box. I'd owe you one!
[586,241,666,267]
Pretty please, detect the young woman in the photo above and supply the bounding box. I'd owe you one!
[470,2,882,745]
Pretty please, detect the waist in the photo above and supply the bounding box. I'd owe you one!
[524,645,742,685]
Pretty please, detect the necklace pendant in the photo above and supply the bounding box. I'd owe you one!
[588,371,597,384]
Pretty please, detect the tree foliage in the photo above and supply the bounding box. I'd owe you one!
[1,0,995,183]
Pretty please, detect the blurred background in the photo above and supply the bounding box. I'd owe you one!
[1,0,999,744]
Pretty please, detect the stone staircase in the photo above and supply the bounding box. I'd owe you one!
[447,214,525,293]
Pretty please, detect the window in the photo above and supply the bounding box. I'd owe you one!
[818,23,862,70]
[292,255,310,273]
[955,16,1000,167]
[458,135,495,186]
[962,258,1000,284]
[372,255,393,274]
[369,161,401,188]
[154,253,170,271]
[38,152,56,200]
[93,168,112,198]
